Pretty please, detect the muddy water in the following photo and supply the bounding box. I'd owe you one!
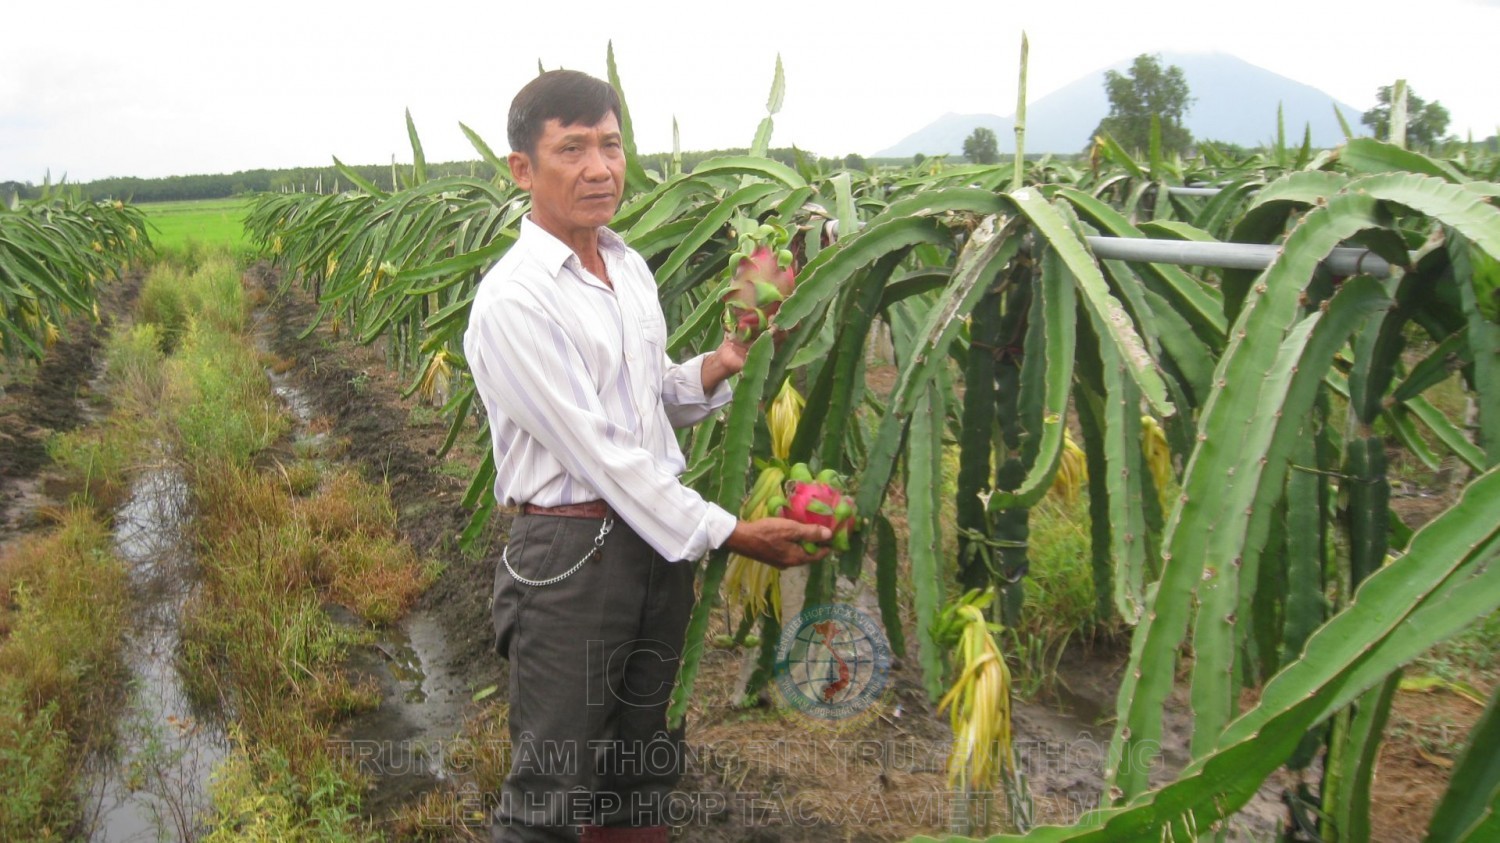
[85,458,226,841]
[266,356,476,812]
[332,608,477,812]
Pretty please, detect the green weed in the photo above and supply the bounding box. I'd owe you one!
[167,323,285,467]
[0,685,72,840]
[138,251,249,354]
[101,323,167,415]
[432,457,475,482]
[45,421,143,510]
[406,404,441,428]
[201,730,377,843]
[138,265,190,353]
[1415,608,1500,687]
[184,254,248,335]
[1010,494,1104,697]
[0,508,130,837]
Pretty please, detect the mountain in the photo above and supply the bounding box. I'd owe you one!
[873,52,1366,157]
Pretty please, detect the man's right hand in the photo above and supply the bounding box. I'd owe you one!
[722,517,832,570]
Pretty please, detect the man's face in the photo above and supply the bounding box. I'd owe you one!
[508,113,625,242]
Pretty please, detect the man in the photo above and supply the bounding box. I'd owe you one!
[463,69,830,843]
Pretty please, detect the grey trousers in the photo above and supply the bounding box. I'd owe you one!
[490,513,695,842]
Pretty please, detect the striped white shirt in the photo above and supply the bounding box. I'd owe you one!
[463,217,739,562]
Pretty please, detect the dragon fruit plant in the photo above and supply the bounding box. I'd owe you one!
[765,462,857,553]
[721,220,797,344]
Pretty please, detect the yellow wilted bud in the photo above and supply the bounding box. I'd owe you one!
[370,261,398,294]
[723,465,786,621]
[1048,430,1088,504]
[937,600,1013,794]
[91,240,103,252]
[272,235,284,255]
[1141,415,1173,509]
[325,255,339,276]
[417,350,453,403]
[113,200,124,210]
[767,378,805,461]
[43,319,60,348]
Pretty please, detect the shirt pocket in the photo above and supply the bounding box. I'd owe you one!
[636,315,666,397]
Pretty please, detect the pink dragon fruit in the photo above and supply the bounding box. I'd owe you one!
[722,222,797,344]
[766,463,857,553]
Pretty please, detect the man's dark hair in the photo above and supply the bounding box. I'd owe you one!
[507,70,622,157]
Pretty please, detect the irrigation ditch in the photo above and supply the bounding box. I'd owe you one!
[87,444,221,841]
[258,307,477,819]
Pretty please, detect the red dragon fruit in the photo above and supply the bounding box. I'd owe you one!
[722,221,797,344]
[766,463,857,553]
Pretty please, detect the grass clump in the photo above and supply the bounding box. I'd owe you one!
[167,323,285,468]
[137,265,190,353]
[45,422,141,510]
[201,729,376,843]
[180,463,432,836]
[1010,494,1105,697]
[0,508,130,838]
[137,250,249,354]
[178,465,373,753]
[102,322,167,409]
[181,253,248,335]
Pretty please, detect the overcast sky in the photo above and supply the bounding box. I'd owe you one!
[4,0,1496,184]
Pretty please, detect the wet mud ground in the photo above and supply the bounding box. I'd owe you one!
[0,272,135,533]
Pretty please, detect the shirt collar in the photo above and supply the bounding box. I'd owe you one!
[520,215,628,279]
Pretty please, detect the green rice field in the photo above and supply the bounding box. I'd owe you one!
[139,197,253,255]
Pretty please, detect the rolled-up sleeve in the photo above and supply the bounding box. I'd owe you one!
[660,352,732,428]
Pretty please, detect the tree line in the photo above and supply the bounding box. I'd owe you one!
[2,148,841,206]
[2,161,504,205]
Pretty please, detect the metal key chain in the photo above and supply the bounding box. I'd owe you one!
[502,516,614,587]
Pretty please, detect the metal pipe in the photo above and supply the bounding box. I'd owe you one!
[1165,187,1224,197]
[1086,236,1397,278]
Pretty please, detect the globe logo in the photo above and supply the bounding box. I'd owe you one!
[773,604,892,725]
